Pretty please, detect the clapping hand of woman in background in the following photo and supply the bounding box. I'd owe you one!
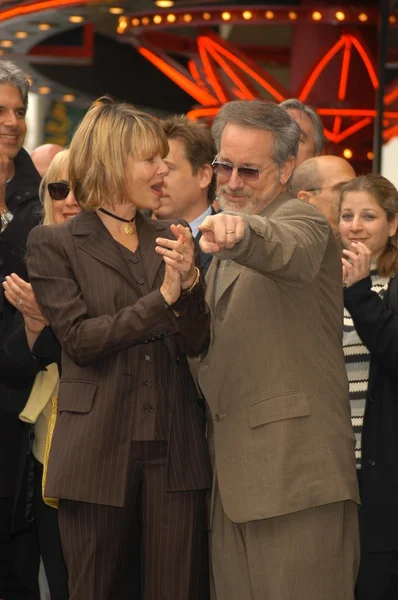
[3,274,47,347]
[341,242,372,288]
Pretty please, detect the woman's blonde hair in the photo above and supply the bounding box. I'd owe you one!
[339,174,398,277]
[39,149,70,225]
[68,96,169,211]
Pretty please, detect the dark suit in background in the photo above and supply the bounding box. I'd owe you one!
[0,148,41,600]
[196,206,218,276]
[27,210,212,600]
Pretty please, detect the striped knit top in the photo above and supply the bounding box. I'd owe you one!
[343,269,390,469]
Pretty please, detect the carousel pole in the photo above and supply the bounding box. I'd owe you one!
[373,0,390,173]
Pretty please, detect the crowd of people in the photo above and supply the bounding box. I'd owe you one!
[0,58,398,600]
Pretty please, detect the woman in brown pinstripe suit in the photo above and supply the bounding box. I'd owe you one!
[26,97,212,600]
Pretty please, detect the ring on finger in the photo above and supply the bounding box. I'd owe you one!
[226,230,235,234]
[17,298,23,306]
[178,252,184,262]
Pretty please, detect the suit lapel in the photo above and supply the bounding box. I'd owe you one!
[206,257,241,311]
[72,211,138,289]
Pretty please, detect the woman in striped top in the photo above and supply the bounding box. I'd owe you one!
[339,174,398,600]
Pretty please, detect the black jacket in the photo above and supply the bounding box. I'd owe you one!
[344,274,398,552]
[0,148,41,498]
[0,147,42,282]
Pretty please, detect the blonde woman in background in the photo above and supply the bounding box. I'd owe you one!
[1,149,78,599]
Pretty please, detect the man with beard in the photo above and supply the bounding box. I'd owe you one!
[195,100,360,600]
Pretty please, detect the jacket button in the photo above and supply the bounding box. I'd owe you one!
[145,380,152,387]
[215,413,225,421]
[144,405,155,413]
[368,459,376,467]
[136,278,145,285]
[200,365,208,371]
[144,355,151,362]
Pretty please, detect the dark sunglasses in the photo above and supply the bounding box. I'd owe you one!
[47,182,70,201]
[211,159,272,182]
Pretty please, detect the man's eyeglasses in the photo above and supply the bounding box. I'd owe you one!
[47,182,70,201]
[211,159,273,182]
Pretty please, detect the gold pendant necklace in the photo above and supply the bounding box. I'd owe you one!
[99,207,137,235]
[124,221,136,235]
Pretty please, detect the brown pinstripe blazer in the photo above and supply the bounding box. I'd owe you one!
[26,210,212,507]
[197,193,360,524]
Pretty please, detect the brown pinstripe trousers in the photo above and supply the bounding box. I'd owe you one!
[58,441,209,600]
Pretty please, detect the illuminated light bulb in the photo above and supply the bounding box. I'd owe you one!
[15,31,28,38]
[335,11,345,21]
[167,14,176,23]
[0,40,13,47]
[68,16,84,23]
[288,11,298,20]
[38,23,51,31]
[153,15,162,24]
[221,12,231,21]
[141,17,150,25]
[358,13,368,22]
[265,11,274,20]
[242,11,252,20]
[38,86,51,94]
[109,7,124,15]
[183,13,192,23]
[343,149,353,159]
[367,151,374,160]
[202,12,211,21]
[131,18,139,27]
[389,15,397,24]
[155,0,174,7]
[312,12,322,21]
[63,94,75,102]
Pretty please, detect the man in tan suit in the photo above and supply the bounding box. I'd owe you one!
[196,100,360,600]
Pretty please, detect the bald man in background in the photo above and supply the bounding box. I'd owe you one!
[289,155,355,237]
[30,143,63,177]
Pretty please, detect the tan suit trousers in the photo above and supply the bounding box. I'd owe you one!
[210,484,359,600]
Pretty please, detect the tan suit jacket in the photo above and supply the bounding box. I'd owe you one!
[197,192,359,524]
[26,211,212,507]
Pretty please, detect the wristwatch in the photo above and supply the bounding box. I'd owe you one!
[0,208,13,229]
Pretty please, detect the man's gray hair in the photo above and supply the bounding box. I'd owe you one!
[288,157,322,197]
[211,100,300,168]
[0,60,29,109]
[280,98,324,155]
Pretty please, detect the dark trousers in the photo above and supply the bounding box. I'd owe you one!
[355,552,398,600]
[58,441,210,600]
[0,497,40,600]
[33,459,69,599]
[355,470,398,600]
